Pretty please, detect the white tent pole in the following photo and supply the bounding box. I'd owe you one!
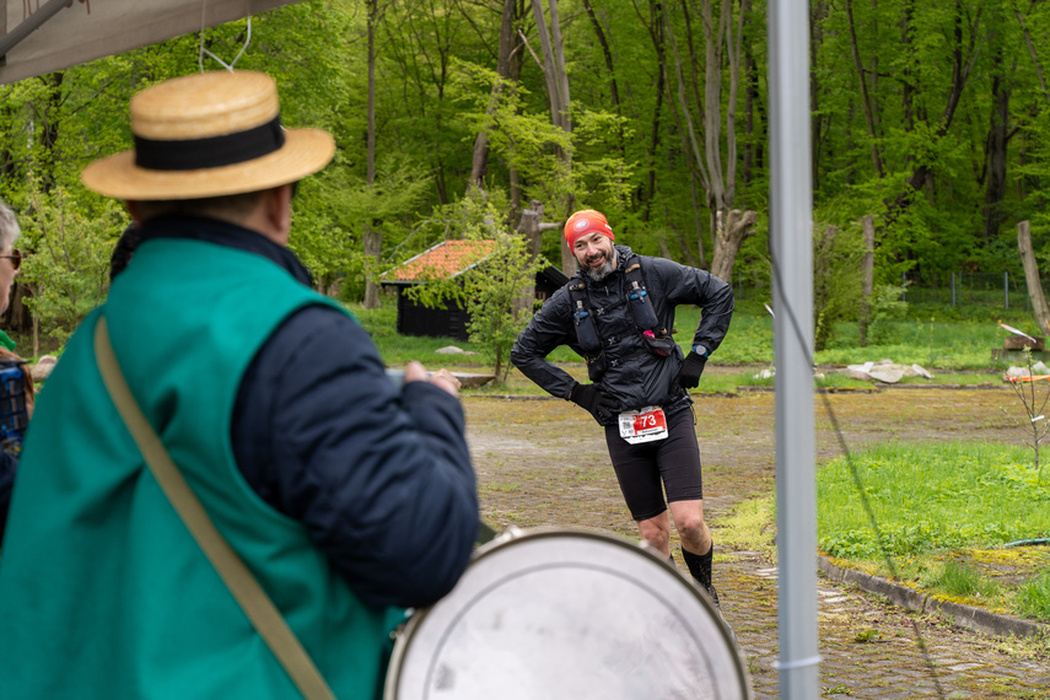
[768,0,819,698]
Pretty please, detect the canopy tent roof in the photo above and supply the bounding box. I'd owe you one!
[0,0,302,85]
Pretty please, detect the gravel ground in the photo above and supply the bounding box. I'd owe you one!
[461,377,1050,698]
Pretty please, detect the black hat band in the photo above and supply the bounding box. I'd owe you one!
[133,116,285,171]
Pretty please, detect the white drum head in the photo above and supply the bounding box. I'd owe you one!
[385,528,752,699]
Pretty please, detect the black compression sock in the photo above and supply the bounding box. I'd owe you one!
[681,545,713,588]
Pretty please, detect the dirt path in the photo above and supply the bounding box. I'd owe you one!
[465,384,1020,536]
[462,382,1050,698]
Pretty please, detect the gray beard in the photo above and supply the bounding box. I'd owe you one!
[585,257,616,282]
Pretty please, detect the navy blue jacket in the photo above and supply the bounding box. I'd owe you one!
[0,217,478,611]
[147,217,478,609]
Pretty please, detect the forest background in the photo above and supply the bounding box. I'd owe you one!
[2,0,1050,358]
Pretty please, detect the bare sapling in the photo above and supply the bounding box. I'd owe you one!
[1003,344,1050,483]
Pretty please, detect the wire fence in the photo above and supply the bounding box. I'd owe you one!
[899,271,1032,309]
[730,271,1044,311]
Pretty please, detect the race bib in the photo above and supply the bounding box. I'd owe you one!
[618,406,669,444]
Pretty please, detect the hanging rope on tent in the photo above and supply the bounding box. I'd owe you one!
[767,243,948,699]
[198,0,253,73]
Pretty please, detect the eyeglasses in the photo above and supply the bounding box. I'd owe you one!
[0,250,20,270]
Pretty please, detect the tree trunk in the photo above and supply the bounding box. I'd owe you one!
[642,0,666,221]
[581,0,624,153]
[1018,221,1050,338]
[900,0,916,134]
[814,225,838,352]
[467,0,520,193]
[363,0,382,309]
[883,1,979,227]
[858,215,876,347]
[660,6,705,267]
[1016,6,1049,100]
[810,0,827,192]
[517,199,556,261]
[515,200,560,315]
[845,0,885,178]
[742,0,760,188]
[664,3,711,212]
[982,7,1009,242]
[529,0,575,274]
[666,0,749,281]
[709,209,757,282]
[530,0,571,139]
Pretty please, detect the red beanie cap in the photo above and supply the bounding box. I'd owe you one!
[564,209,614,248]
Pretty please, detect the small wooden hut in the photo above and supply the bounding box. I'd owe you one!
[381,240,568,341]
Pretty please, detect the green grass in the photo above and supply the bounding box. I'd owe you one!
[816,441,1050,620]
[919,560,1000,599]
[350,298,1033,390]
[818,442,1050,558]
[1017,569,1050,619]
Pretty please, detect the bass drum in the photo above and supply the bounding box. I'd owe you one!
[385,527,753,699]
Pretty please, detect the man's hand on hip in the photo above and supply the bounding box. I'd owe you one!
[570,383,618,423]
[677,351,708,389]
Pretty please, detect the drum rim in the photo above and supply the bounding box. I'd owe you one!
[384,526,754,700]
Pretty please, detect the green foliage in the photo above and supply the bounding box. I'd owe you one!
[865,284,910,345]
[1002,348,1050,481]
[19,186,122,346]
[462,234,547,383]
[1016,569,1050,620]
[814,221,865,351]
[12,0,1050,356]
[401,194,547,382]
[919,560,999,600]
[817,442,1050,561]
[293,154,433,298]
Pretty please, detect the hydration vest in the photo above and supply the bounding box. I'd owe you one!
[568,259,677,370]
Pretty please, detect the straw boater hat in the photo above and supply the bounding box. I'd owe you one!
[81,71,335,200]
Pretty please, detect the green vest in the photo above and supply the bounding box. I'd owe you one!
[0,238,403,699]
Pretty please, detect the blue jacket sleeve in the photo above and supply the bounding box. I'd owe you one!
[232,306,479,609]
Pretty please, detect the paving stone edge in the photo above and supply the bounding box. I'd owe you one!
[817,555,1050,640]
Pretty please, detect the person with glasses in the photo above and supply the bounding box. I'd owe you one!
[0,201,33,545]
[0,72,478,698]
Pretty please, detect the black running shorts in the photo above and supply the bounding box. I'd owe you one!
[603,406,703,521]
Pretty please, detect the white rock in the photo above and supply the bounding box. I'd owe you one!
[908,364,933,379]
[30,355,57,382]
[1005,366,1031,380]
[435,346,476,355]
[868,366,906,384]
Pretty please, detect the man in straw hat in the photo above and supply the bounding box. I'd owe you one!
[0,71,479,698]
[511,209,733,607]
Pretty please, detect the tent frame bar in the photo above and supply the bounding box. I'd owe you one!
[0,0,77,63]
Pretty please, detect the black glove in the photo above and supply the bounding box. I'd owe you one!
[570,383,618,423]
[677,351,708,389]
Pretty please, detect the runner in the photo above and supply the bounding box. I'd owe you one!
[511,209,733,603]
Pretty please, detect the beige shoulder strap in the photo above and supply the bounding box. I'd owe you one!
[94,317,335,700]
